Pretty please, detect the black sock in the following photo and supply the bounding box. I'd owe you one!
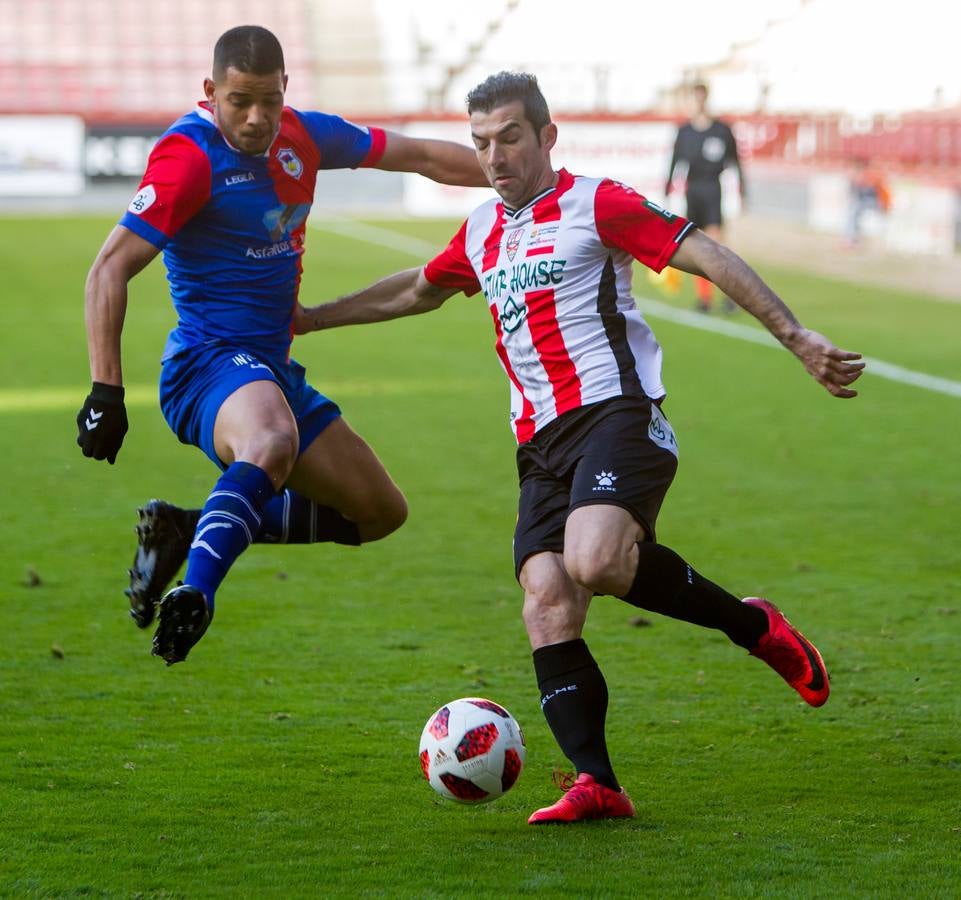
[621,542,767,649]
[257,489,361,545]
[533,639,619,791]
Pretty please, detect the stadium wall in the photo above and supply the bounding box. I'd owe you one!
[2,112,959,255]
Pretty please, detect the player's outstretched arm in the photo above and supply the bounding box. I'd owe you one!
[670,230,865,398]
[77,225,160,463]
[84,225,159,383]
[295,267,459,334]
[375,130,488,187]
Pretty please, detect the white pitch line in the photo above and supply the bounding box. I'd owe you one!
[314,216,442,258]
[638,297,961,398]
[314,218,961,400]
[852,357,961,397]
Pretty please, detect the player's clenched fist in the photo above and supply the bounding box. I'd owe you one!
[76,382,128,464]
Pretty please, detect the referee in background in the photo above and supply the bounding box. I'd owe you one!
[665,82,746,312]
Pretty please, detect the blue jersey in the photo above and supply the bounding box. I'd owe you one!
[120,102,386,363]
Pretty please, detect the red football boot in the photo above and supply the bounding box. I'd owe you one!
[528,773,636,825]
[744,598,830,707]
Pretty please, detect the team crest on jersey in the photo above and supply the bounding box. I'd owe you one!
[276,147,303,179]
[505,228,524,261]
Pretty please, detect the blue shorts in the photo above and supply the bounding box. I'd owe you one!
[159,342,341,469]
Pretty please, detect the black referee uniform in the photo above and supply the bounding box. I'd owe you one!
[666,119,743,228]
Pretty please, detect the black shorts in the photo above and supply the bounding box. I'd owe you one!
[685,182,723,228]
[513,395,679,579]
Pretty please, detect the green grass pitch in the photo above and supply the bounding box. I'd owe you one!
[1,214,960,897]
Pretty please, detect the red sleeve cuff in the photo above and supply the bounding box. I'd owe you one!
[360,127,387,168]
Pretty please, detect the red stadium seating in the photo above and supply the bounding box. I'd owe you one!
[1,0,958,183]
[0,0,314,119]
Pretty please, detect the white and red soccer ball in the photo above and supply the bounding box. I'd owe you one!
[419,698,526,804]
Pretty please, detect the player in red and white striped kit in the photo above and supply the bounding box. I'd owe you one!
[297,73,865,824]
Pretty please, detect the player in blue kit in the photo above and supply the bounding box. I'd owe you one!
[76,25,488,665]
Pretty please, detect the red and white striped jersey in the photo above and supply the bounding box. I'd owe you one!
[424,168,694,443]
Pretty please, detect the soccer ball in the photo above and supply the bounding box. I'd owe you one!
[418,697,526,804]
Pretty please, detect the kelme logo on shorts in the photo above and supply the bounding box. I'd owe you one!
[593,471,618,492]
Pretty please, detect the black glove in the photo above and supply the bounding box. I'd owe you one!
[76,382,128,464]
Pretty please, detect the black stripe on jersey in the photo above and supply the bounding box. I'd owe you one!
[674,221,696,244]
[597,255,643,397]
[503,184,557,219]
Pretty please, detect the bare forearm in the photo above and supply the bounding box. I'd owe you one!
[299,267,443,333]
[676,237,801,345]
[417,140,486,186]
[380,136,487,187]
[717,250,800,343]
[668,231,865,397]
[84,263,128,385]
[82,225,160,386]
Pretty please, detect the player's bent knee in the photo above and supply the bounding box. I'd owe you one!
[353,486,409,543]
[233,428,299,483]
[344,483,407,544]
[563,540,622,595]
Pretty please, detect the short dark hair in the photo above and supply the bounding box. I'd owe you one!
[466,72,551,134]
[213,25,285,80]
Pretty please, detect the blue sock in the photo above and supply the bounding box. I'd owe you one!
[259,489,361,546]
[184,462,276,612]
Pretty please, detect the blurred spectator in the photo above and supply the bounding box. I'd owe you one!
[845,157,891,247]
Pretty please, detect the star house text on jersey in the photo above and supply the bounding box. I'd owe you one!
[482,257,567,301]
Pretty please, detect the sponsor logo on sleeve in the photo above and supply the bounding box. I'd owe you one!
[127,184,156,215]
[643,199,676,221]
